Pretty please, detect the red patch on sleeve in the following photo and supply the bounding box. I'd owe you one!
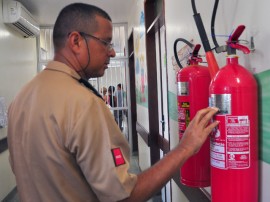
[111,148,126,167]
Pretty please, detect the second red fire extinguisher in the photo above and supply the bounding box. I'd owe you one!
[174,39,211,187]
[209,25,258,202]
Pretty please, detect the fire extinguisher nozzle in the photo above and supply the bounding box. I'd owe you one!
[206,52,219,78]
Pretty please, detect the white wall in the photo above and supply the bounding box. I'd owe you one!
[0,0,37,199]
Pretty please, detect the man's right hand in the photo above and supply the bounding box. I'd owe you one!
[178,107,220,157]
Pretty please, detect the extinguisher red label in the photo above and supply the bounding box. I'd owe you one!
[178,102,190,139]
[211,115,250,169]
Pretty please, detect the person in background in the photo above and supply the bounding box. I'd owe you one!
[108,85,118,124]
[7,3,219,202]
[116,83,124,130]
[101,86,108,104]
[108,85,116,107]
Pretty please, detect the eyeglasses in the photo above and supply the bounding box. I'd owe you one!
[79,32,114,51]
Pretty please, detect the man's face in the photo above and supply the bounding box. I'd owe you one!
[83,16,115,78]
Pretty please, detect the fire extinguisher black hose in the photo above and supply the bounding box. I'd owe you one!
[211,0,227,54]
[173,38,194,69]
[211,0,220,49]
[191,0,212,52]
[191,0,220,78]
[191,0,197,14]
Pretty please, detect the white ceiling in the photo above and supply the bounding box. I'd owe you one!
[18,0,133,26]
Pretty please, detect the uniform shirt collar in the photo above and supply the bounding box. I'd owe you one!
[45,61,81,80]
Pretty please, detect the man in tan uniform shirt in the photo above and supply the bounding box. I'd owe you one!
[8,3,219,202]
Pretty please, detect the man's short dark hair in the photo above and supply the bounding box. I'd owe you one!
[53,3,111,51]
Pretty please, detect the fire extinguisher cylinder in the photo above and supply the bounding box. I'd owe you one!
[176,43,211,187]
[209,25,258,202]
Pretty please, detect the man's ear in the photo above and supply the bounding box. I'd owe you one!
[68,32,83,53]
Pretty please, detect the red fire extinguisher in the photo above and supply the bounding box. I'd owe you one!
[175,39,211,187]
[209,25,258,202]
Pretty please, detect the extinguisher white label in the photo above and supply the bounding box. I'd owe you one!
[211,115,250,169]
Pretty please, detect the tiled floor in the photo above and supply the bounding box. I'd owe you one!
[129,152,141,174]
[2,188,19,202]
